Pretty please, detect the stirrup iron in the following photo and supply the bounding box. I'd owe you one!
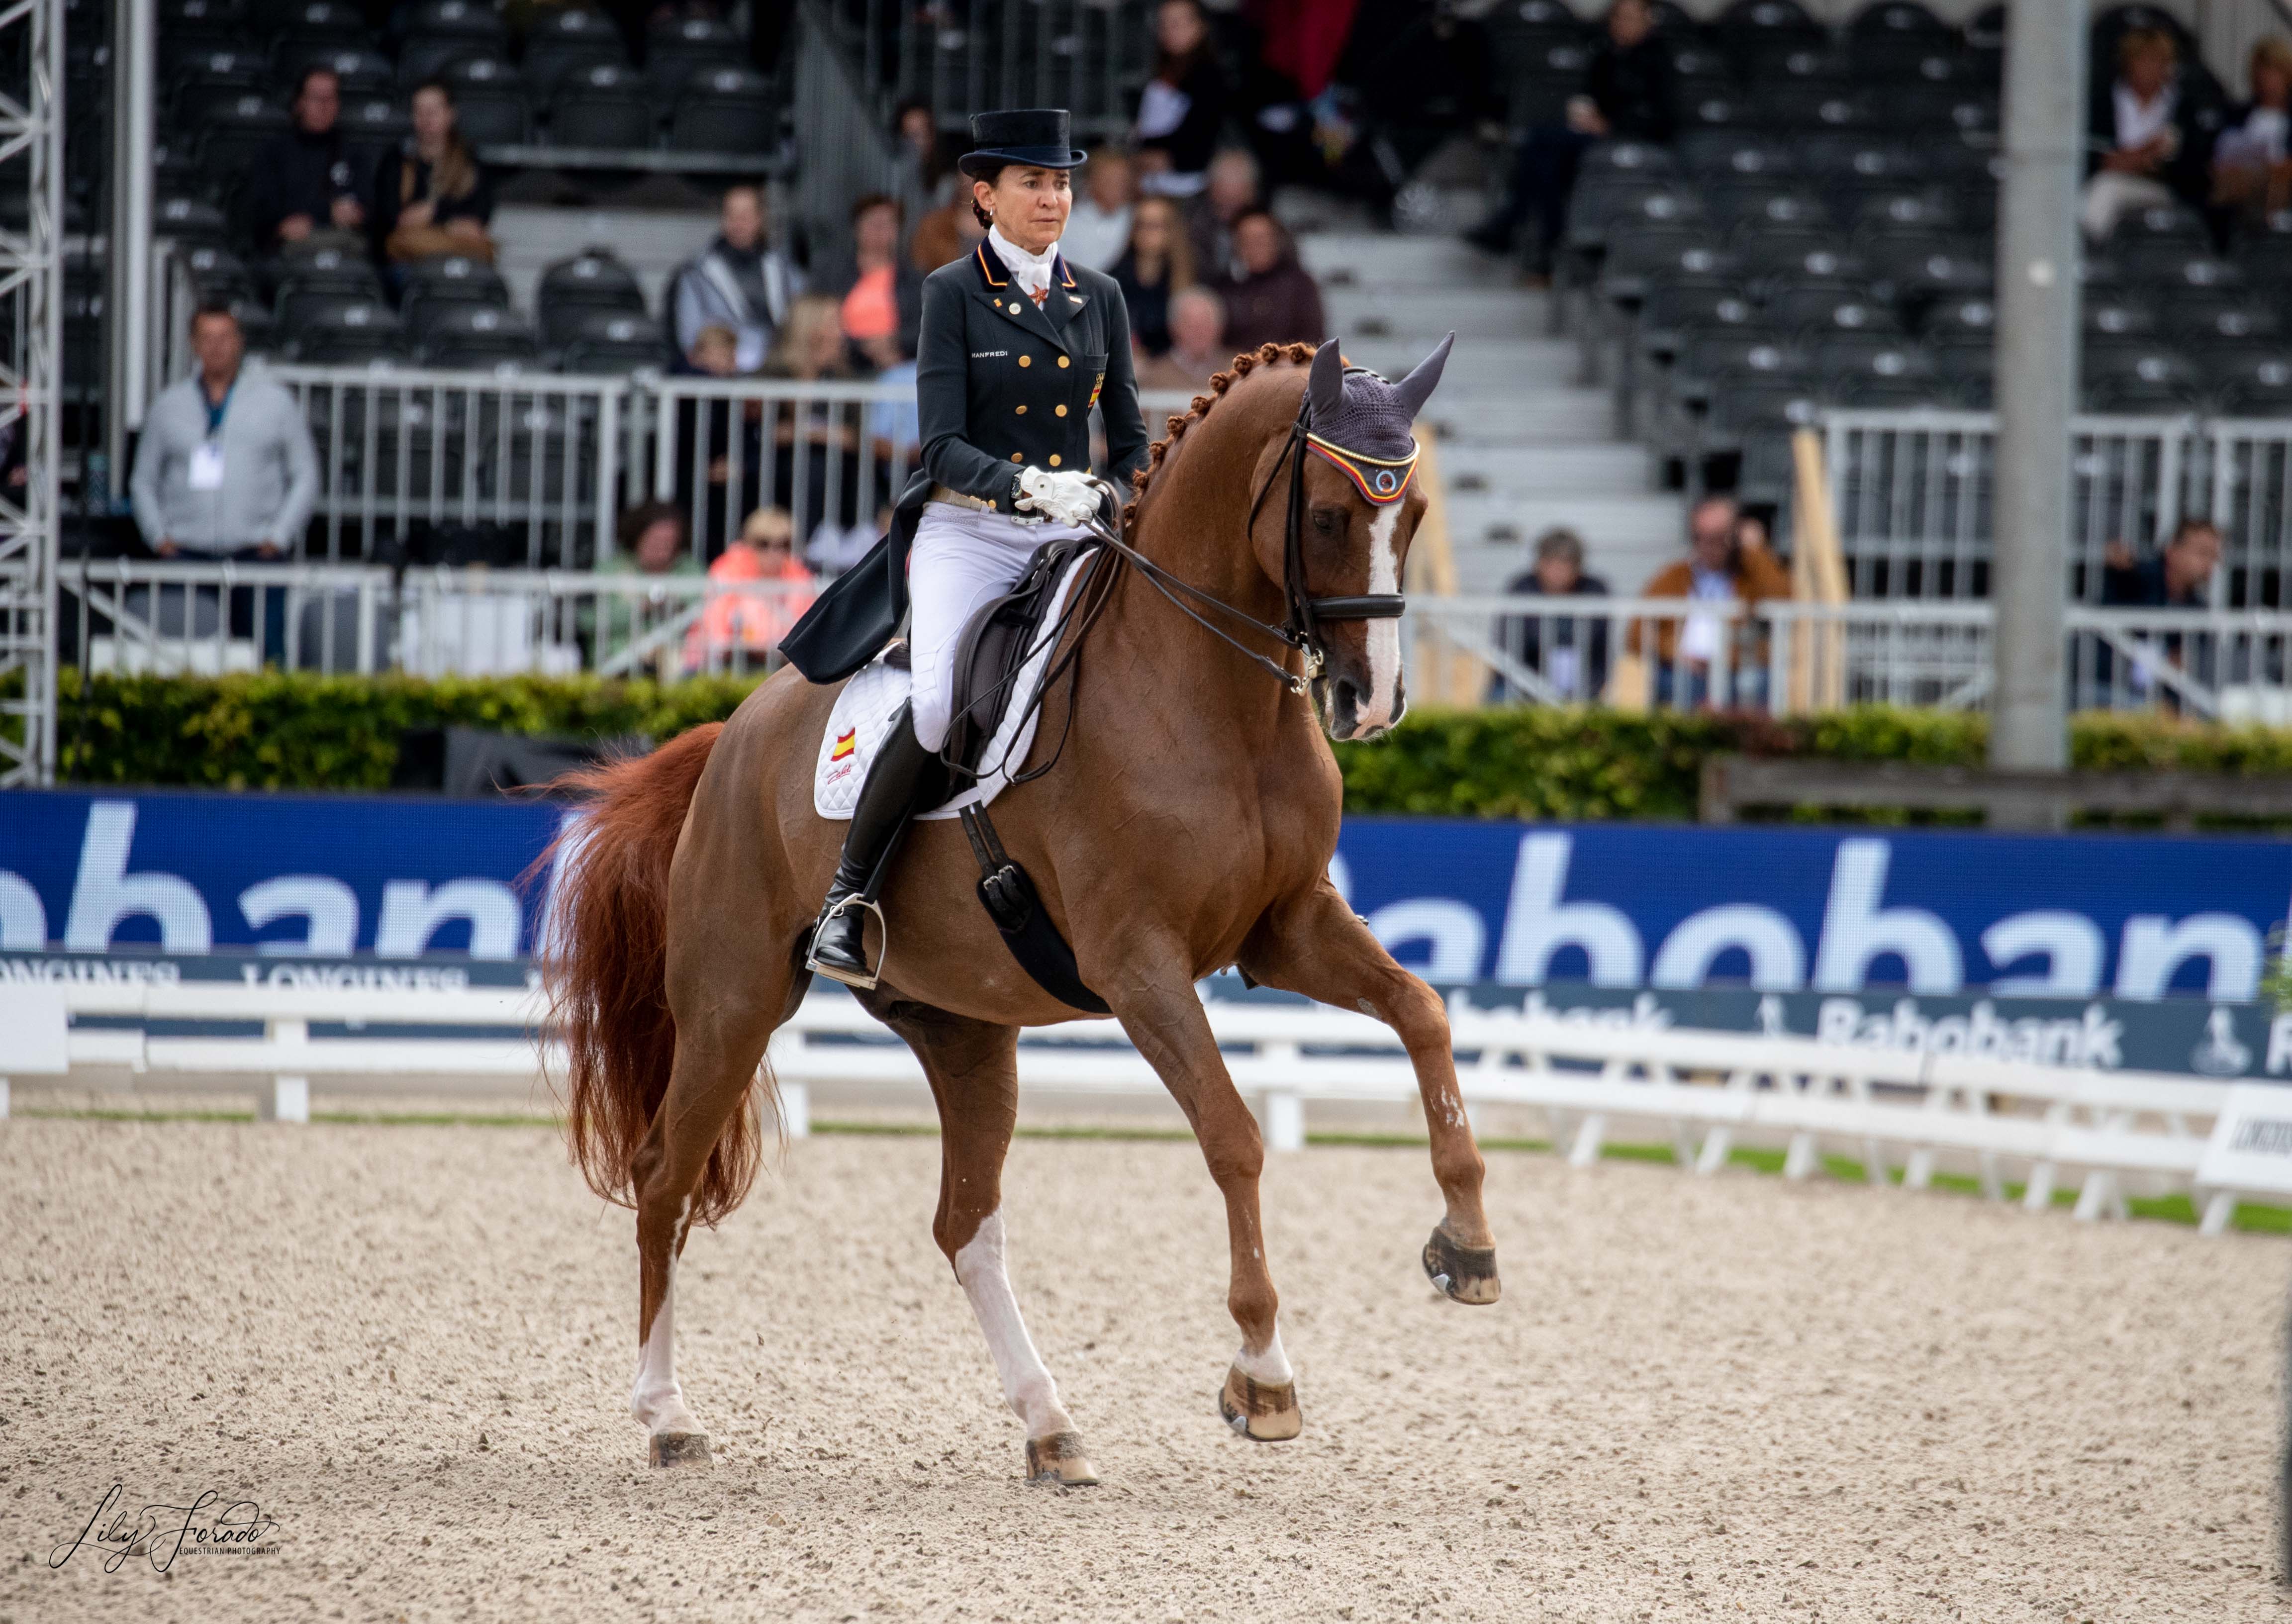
[805,894,889,990]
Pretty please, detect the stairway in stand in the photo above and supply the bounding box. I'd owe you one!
[1291,223,1685,602]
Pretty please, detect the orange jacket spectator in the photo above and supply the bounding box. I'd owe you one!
[683,513,818,671]
[1625,499,1793,665]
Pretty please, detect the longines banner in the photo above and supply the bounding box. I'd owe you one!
[3,787,2289,1027]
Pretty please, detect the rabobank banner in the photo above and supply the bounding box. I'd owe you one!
[1,789,2287,1004]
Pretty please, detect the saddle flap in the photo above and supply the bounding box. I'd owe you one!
[944,538,1094,775]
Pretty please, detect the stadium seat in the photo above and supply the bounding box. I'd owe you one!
[669,66,776,154]
[287,298,403,364]
[1638,285,1770,367]
[1599,234,1741,305]
[399,256,511,339]
[1716,0,1824,53]
[258,0,366,46]
[537,248,647,348]
[1579,141,1677,184]
[1735,234,1868,290]
[397,0,510,86]
[1767,285,1903,337]
[1801,135,1927,190]
[155,193,232,242]
[645,15,743,96]
[167,46,268,126]
[1683,90,1755,131]
[1745,43,1855,91]
[1708,184,1832,234]
[195,96,291,197]
[160,0,249,53]
[276,44,393,100]
[181,243,253,302]
[1818,336,1940,403]
[1674,333,1815,407]
[442,88,527,148]
[520,7,627,101]
[341,95,411,153]
[277,265,386,336]
[1848,1,1952,43]
[415,303,539,370]
[2212,353,2292,414]
[2164,295,2281,345]
[2082,341,2206,410]
[560,310,668,374]
[1851,189,1959,233]
[549,63,659,150]
[2125,249,2245,295]
[1507,38,1596,126]
[2081,294,2159,340]
[1680,133,1797,180]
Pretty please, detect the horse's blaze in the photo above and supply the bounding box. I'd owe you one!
[1423,1227,1502,1306]
[1025,1430,1100,1487]
[648,1431,711,1468]
[1220,1365,1305,1441]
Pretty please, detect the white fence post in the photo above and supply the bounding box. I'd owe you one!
[778,1080,811,1141]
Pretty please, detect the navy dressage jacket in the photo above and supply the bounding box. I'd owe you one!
[778,237,1152,684]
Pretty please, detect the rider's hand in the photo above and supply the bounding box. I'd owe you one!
[1015,467,1104,527]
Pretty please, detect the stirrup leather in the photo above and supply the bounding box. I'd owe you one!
[805,893,889,990]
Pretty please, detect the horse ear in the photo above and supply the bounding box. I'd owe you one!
[1389,332,1455,420]
[1308,337,1344,422]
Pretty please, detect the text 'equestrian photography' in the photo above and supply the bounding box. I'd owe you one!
[6,1,2292,1621]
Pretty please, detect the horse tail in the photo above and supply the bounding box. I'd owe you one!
[536,722,761,1227]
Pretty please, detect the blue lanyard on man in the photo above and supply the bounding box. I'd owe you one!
[204,378,234,441]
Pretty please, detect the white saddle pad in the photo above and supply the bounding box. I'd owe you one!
[813,553,1089,822]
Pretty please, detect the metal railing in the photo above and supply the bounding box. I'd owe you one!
[1824,409,2292,606]
[57,559,815,681]
[57,559,2292,721]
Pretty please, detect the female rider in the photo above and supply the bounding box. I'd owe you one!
[779,108,1152,989]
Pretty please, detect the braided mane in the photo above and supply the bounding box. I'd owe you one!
[1119,341,1319,531]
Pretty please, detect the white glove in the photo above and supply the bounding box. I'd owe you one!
[1015,467,1106,527]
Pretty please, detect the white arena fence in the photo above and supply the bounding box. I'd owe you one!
[6,977,2291,1236]
[59,559,2292,717]
[1825,409,2292,605]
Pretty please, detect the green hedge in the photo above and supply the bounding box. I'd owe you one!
[47,670,2292,818]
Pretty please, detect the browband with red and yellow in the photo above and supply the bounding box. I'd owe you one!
[1305,433,1420,505]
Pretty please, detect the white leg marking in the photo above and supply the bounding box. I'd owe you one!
[1358,505,1404,734]
[631,1199,702,1435]
[953,1211,1075,1438]
[1234,1321,1294,1387]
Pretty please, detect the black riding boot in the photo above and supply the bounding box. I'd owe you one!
[805,704,948,990]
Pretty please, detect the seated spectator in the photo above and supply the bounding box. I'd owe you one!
[673,185,803,377]
[1064,146,1137,271]
[1465,0,1675,277]
[127,301,318,665]
[687,323,739,378]
[1137,287,1227,391]
[2212,37,2292,224]
[2103,520,2221,608]
[1133,0,1227,198]
[817,193,924,369]
[593,500,704,674]
[1187,148,1260,282]
[1212,208,1325,352]
[234,67,366,262]
[684,505,819,671]
[888,97,958,225]
[1112,195,1195,357]
[809,503,892,577]
[910,191,987,273]
[1494,528,1610,703]
[372,81,495,269]
[1625,494,1790,709]
[766,294,867,553]
[2083,27,2219,240]
[2100,520,2222,702]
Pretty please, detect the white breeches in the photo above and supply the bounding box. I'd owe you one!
[907,500,1092,753]
[2080,172,2175,240]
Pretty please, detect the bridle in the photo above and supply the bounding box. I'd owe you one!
[1079,384,1412,698]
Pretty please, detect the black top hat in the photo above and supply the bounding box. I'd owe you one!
[957,108,1087,178]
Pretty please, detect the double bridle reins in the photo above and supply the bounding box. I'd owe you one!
[1079,389,1409,697]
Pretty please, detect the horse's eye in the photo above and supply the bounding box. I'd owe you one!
[1311,508,1338,535]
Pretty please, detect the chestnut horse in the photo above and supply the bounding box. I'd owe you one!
[544,340,1500,1484]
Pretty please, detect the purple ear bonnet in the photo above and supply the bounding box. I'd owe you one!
[1305,334,1454,460]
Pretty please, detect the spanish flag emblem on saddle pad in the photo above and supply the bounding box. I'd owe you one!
[1305,433,1419,505]
[831,728,857,761]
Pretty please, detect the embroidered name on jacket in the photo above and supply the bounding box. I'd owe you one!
[970,350,1009,358]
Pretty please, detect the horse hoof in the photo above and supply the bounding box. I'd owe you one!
[649,1431,711,1468]
[1219,1364,1304,1441]
[1423,1226,1501,1305]
[1025,1430,1100,1487]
